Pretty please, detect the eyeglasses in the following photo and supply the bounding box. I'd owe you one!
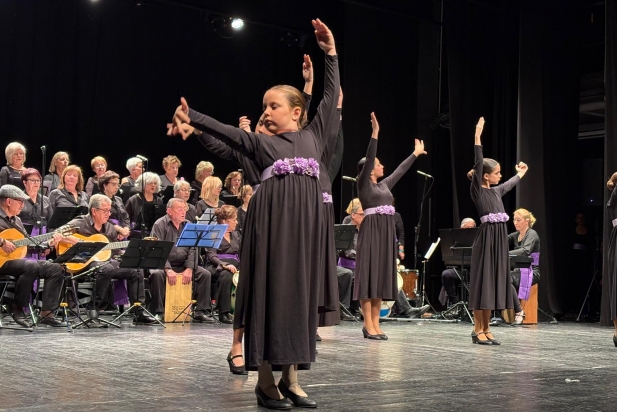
[26,179,41,183]
[353,212,365,217]
[95,208,112,215]
[94,164,106,169]
[107,182,119,187]
[177,188,190,192]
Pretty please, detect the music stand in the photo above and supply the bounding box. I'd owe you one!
[161,186,175,206]
[173,223,227,323]
[221,194,242,208]
[197,209,216,225]
[47,206,88,230]
[141,203,165,236]
[111,239,174,326]
[333,224,360,322]
[53,242,117,329]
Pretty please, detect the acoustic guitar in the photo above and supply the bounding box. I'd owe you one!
[56,233,156,272]
[0,224,77,268]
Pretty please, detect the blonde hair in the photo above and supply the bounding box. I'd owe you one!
[607,172,617,190]
[514,208,537,228]
[49,151,70,173]
[267,85,307,129]
[240,184,253,198]
[59,165,85,192]
[346,198,361,215]
[162,155,182,170]
[195,161,214,180]
[5,142,26,166]
[90,156,107,171]
[200,176,222,202]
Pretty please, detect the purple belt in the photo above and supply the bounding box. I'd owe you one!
[364,205,395,216]
[480,212,509,224]
[261,157,320,182]
[218,253,239,261]
[338,257,355,269]
[322,192,332,203]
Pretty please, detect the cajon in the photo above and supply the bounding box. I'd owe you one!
[164,279,192,322]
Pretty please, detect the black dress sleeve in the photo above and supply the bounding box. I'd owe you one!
[609,187,617,207]
[328,118,344,183]
[470,145,484,203]
[495,175,521,198]
[196,132,242,165]
[382,152,417,190]
[0,166,9,186]
[304,55,340,149]
[358,138,377,191]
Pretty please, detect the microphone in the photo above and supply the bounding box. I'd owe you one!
[417,170,433,179]
[40,145,46,152]
[342,176,357,182]
[136,155,148,162]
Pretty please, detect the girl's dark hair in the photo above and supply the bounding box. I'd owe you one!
[467,158,499,181]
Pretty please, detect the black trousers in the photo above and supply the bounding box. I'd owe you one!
[149,266,211,314]
[337,266,353,308]
[0,259,40,308]
[84,261,144,310]
[510,269,540,313]
[37,262,64,311]
[392,290,413,315]
[207,264,233,314]
[441,268,462,305]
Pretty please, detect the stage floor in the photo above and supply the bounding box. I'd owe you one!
[0,318,615,411]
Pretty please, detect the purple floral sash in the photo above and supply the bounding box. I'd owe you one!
[261,157,320,182]
[364,205,395,216]
[322,192,332,203]
[480,212,509,224]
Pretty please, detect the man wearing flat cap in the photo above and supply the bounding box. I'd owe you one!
[0,185,66,327]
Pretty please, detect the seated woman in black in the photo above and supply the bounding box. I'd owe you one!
[19,168,51,236]
[0,142,27,189]
[125,172,163,237]
[195,176,224,217]
[205,205,240,324]
[509,208,541,325]
[99,170,131,240]
[48,165,89,217]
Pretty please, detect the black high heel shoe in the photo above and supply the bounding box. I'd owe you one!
[255,385,293,410]
[471,331,492,345]
[362,327,382,340]
[379,333,388,340]
[226,352,248,375]
[483,331,501,345]
[613,334,617,347]
[278,380,318,408]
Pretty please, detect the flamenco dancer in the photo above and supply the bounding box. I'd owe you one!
[468,117,528,345]
[605,172,617,347]
[354,112,427,340]
[169,18,339,410]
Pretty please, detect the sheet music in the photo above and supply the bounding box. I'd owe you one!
[424,238,441,260]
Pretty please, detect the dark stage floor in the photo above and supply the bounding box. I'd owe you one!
[0,317,615,411]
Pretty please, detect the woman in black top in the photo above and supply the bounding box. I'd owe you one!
[0,142,27,189]
[159,155,182,191]
[221,171,242,197]
[125,172,163,236]
[85,156,107,196]
[99,170,131,239]
[195,176,224,216]
[121,157,143,187]
[189,161,214,205]
[237,185,252,232]
[205,205,241,325]
[19,168,51,234]
[48,165,89,217]
[43,151,70,193]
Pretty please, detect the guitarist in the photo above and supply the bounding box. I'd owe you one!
[59,194,156,324]
[0,185,65,327]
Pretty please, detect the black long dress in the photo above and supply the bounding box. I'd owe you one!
[469,145,520,310]
[606,187,617,320]
[187,54,339,371]
[354,138,417,301]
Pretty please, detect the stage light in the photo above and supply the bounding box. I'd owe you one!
[231,18,244,30]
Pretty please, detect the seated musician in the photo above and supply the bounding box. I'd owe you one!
[99,171,131,240]
[148,198,213,323]
[174,180,197,222]
[43,151,70,193]
[204,205,240,324]
[509,208,541,325]
[59,194,156,324]
[338,201,364,318]
[341,198,361,225]
[189,161,214,205]
[48,165,89,216]
[0,185,65,327]
[19,168,52,234]
[440,218,476,306]
[125,172,163,237]
[195,176,224,217]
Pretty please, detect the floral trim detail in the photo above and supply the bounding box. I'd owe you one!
[482,212,509,223]
[272,157,320,178]
[374,205,395,215]
[322,192,333,203]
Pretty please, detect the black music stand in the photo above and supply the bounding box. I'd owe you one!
[141,203,165,237]
[47,206,88,230]
[161,186,175,206]
[334,224,360,322]
[197,209,216,225]
[173,223,227,324]
[111,239,174,326]
[221,194,242,207]
[53,242,116,330]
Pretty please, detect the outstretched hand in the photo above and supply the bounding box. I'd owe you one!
[475,117,485,142]
[413,139,427,157]
[167,97,192,140]
[370,112,379,138]
[239,116,252,132]
[515,162,528,177]
[166,123,198,136]
[312,19,336,55]
[302,54,313,83]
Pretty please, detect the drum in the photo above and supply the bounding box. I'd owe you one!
[379,273,404,317]
[230,272,239,315]
[164,277,192,322]
[399,269,418,299]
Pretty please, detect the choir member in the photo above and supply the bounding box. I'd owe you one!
[237,185,252,232]
[174,180,197,222]
[19,168,51,234]
[99,170,131,240]
[221,171,242,197]
[0,142,27,189]
[48,165,89,217]
[125,172,163,236]
[121,157,143,186]
[195,176,224,217]
[85,156,107,196]
[189,161,214,205]
[43,151,70,193]
[159,155,181,191]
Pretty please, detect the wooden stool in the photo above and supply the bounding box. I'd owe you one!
[502,284,538,324]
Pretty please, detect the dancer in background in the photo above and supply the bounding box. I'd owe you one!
[605,172,617,347]
[468,117,527,345]
[354,113,427,340]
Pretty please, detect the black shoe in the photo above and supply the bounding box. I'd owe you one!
[315,332,322,342]
[219,312,234,324]
[193,312,215,323]
[405,304,430,318]
[340,311,355,321]
[379,333,388,340]
[133,313,157,324]
[613,334,617,348]
[226,352,248,375]
[39,316,67,327]
[362,327,381,340]
[471,331,492,345]
[278,379,317,408]
[484,331,501,345]
[12,312,32,328]
[255,385,293,410]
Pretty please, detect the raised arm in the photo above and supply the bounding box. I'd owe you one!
[382,138,425,190]
[470,117,485,201]
[302,54,314,97]
[357,113,379,191]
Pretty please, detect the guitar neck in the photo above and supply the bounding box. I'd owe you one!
[102,241,130,251]
[12,232,55,248]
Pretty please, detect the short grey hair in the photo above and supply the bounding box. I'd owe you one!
[195,161,214,180]
[167,197,187,209]
[174,180,190,194]
[5,142,26,165]
[460,218,476,228]
[126,157,142,173]
[89,193,111,214]
[351,201,363,214]
[135,172,161,193]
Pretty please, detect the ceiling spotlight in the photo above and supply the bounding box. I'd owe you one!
[231,18,244,30]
